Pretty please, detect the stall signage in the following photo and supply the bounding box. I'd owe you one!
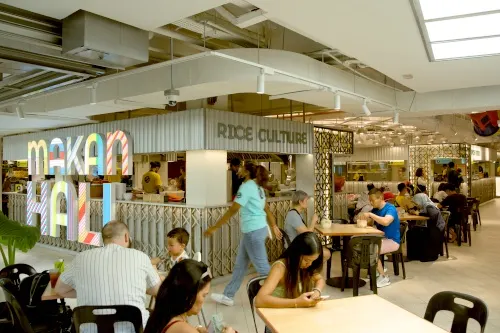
[26,130,133,246]
[217,122,308,144]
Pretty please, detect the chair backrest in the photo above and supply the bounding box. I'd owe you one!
[0,278,35,333]
[0,264,36,289]
[424,291,488,333]
[246,275,267,333]
[73,305,143,333]
[399,221,408,245]
[441,211,451,228]
[279,228,291,249]
[346,235,383,269]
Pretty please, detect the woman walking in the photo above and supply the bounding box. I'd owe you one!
[204,162,282,306]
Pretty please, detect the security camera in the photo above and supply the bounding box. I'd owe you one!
[164,89,180,107]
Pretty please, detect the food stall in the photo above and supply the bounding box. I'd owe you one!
[469,145,496,203]
[3,109,316,277]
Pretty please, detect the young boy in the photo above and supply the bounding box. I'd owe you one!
[151,227,190,271]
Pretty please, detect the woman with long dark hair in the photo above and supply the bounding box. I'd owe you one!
[144,260,235,333]
[205,162,282,307]
[254,232,325,308]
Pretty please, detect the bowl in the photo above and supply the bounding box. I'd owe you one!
[357,219,368,228]
[320,219,332,229]
[123,193,133,201]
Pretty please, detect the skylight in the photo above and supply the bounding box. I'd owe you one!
[411,0,500,60]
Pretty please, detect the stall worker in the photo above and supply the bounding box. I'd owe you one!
[142,161,163,194]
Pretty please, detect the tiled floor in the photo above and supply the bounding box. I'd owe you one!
[4,199,500,332]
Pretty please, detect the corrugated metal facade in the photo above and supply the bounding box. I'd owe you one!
[351,146,409,161]
[204,109,313,154]
[3,109,312,160]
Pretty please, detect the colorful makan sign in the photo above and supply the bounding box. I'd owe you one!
[26,130,133,246]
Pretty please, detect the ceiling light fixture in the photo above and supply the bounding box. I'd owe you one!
[334,92,341,111]
[87,83,98,105]
[393,111,399,124]
[16,101,25,120]
[362,100,371,116]
[257,69,265,94]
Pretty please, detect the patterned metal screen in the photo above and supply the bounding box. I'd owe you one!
[409,143,471,195]
[314,127,353,219]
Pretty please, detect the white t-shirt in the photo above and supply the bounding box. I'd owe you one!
[417,177,426,186]
[60,244,160,332]
[433,190,448,203]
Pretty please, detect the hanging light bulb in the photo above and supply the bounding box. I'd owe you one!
[362,99,371,116]
[334,92,341,111]
[393,110,399,124]
[257,69,265,94]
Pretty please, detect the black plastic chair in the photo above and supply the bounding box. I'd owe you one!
[456,206,472,247]
[381,221,408,279]
[440,211,451,258]
[341,235,383,297]
[326,218,349,279]
[467,198,481,231]
[73,305,143,333]
[0,278,59,333]
[246,275,267,333]
[424,291,488,333]
[0,264,36,289]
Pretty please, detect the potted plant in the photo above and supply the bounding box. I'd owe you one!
[0,212,40,266]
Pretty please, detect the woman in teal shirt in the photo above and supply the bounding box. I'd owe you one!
[205,163,282,306]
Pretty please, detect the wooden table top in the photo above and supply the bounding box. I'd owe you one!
[42,284,63,301]
[257,295,447,333]
[399,215,430,221]
[315,224,384,237]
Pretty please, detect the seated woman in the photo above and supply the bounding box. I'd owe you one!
[410,193,445,262]
[284,190,331,262]
[145,260,235,333]
[255,232,325,308]
[433,183,448,203]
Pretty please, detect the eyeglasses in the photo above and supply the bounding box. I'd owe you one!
[201,266,212,279]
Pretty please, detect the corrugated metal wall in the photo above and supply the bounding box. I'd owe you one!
[350,146,409,161]
[204,109,313,154]
[3,108,313,160]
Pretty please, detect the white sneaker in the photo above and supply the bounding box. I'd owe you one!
[376,275,391,288]
[376,267,388,278]
[211,293,234,306]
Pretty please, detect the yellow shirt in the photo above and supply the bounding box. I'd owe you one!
[142,171,162,193]
[395,195,415,211]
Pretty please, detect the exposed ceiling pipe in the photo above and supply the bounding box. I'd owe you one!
[325,51,404,92]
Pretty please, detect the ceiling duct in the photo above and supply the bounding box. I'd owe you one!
[62,10,149,68]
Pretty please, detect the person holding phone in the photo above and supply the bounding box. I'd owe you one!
[255,232,325,308]
[144,260,235,333]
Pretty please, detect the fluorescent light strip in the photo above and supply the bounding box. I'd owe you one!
[432,36,500,60]
[426,13,500,42]
[419,0,500,20]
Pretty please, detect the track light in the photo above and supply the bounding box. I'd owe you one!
[87,83,98,105]
[362,100,371,116]
[393,111,399,124]
[257,69,265,94]
[334,93,341,111]
[16,102,25,120]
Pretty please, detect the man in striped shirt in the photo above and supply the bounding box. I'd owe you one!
[55,221,162,332]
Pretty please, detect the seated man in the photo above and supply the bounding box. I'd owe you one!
[362,188,401,288]
[395,183,418,214]
[438,183,468,233]
[55,221,162,332]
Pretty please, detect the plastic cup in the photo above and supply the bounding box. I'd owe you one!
[49,269,60,288]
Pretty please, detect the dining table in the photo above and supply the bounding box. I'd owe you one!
[315,224,384,288]
[257,294,447,333]
[399,214,430,222]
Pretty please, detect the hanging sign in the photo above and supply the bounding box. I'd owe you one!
[26,130,133,246]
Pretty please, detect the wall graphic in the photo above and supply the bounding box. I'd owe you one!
[26,130,133,246]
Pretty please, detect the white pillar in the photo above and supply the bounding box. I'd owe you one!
[295,154,315,219]
[186,150,227,206]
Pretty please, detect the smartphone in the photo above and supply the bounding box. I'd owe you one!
[320,295,330,300]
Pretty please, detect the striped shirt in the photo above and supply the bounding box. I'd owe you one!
[60,244,161,332]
